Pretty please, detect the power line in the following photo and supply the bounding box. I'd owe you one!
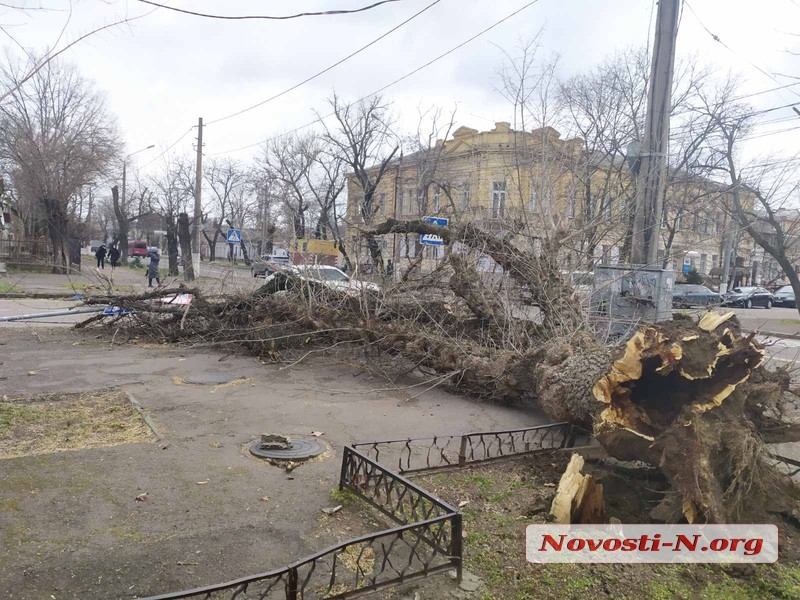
[684,1,800,103]
[136,0,405,21]
[209,0,541,156]
[140,127,195,169]
[205,0,443,126]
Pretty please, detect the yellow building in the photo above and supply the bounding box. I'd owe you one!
[346,122,753,284]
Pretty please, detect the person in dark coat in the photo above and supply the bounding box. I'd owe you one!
[146,247,161,287]
[95,243,107,269]
[108,245,121,268]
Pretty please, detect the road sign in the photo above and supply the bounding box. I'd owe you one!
[420,216,448,246]
[226,228,242,244]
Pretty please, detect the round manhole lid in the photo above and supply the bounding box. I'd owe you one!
[249,438,326,461]
[184,372,238,385]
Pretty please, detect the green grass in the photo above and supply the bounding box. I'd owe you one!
[0,281,15,293]
[778,319,800,326]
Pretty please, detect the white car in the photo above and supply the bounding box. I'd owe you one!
[265,264,380,295]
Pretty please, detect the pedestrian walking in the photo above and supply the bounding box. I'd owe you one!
[146,247,162,287]
[108,245,121,268]
[95,243,107,269]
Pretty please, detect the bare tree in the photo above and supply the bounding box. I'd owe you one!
[150,155,195,276]
[203,157,246,261]
[256,134,316,241]
[321,93,398,273]
[0,56,120,271]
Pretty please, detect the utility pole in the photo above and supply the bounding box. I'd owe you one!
[187,117,203,282]
[631,0,680,266]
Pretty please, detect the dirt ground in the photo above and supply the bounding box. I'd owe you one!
[0,327,546,600]
[393,452,800,600]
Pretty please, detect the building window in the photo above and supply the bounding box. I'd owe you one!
[399,235,416,258]
[425,244,444,260]
[715,212,723,234]
[461,183,471,210]
[601,244,611,264]
[432,188,441,212]
[377,193,385,216]
[492,181,506,219]
[675,212,682,231]
[712,254,718,268]
[567,192,576,219]
[529,181,538,213]
[417,189,425,216]
[601,196,613,219]
[700,253,708,273]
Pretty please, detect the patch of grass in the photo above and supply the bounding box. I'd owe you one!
[331,487,360,505]
[0,281,15,293]
[779,319,800,326]
[108,527,142,541]
[0,497,21,512]
[465,474,494,493]
[0,390,155,459]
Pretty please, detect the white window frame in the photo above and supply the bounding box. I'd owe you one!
[492,181,506,219]
[432,188,441,212]
[529,180,538,213]
[461,182,471,210]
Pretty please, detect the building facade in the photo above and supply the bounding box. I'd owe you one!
[346,122,755,285]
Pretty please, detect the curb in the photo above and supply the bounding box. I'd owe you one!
[125,391,162,440]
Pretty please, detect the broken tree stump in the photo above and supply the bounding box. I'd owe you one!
[550,454,605,524]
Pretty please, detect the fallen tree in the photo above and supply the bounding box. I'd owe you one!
[72,219,799,524]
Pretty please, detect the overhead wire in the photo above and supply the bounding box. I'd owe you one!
[684,1,800,103]
[205,0,443,125]
[140,127,195,169]
[208,0,541,156]
[136,0,405,21]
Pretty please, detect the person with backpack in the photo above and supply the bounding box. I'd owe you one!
[95,243,107,269]
[146,247,162,287]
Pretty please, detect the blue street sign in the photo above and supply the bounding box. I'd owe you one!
[226,228,242,244]
[420,216,449,246]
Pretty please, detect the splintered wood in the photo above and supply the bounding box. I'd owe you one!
[550,454,605,524]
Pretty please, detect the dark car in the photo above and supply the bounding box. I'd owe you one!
[672,284,722,308]
[772,285,796,308]
[250,250,291,277]
[723,286,773,309]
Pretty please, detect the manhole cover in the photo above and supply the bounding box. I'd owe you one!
[249,438,326,461]
[184,372,238,385]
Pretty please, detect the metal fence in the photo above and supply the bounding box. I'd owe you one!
[769,452,800,481]
[141,422,578,600]
[350,422,585,475]
[0,238,49,262]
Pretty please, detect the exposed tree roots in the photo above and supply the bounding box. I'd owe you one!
[74,221,800,524]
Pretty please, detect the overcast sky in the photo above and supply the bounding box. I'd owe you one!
[3,0,799,175]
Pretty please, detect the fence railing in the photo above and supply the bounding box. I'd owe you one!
[141,422,578,600]
[351,422,584,475]
[769,452,800,481]
[0,238,49,261]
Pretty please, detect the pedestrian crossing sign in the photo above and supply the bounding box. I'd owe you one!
[226,228,242,244]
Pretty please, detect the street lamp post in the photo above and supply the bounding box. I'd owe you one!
[120,145,155,260]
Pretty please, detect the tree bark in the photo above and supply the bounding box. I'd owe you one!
[177,213,192,277]
[111,186,130,262]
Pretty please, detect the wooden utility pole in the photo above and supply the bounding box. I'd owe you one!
[186,117,203,281]
[631,0,681,266]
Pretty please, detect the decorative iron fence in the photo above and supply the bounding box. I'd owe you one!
[142,422,578,600]
[0,238,49,262]
[769,452,800,481]
[350,422,586,475]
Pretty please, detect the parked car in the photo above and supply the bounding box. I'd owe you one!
[265,264,380,295]
[89,240,105,253]
[772,285,796,308]
[672,284,722,308]
[250,250,291,277]
[129,240,149,257]
[723,286,773,309]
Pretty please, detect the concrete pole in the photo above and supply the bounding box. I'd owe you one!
[631,0,680,266]
[188,117,203,281]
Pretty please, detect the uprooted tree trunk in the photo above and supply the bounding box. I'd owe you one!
[80,218,800,524]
